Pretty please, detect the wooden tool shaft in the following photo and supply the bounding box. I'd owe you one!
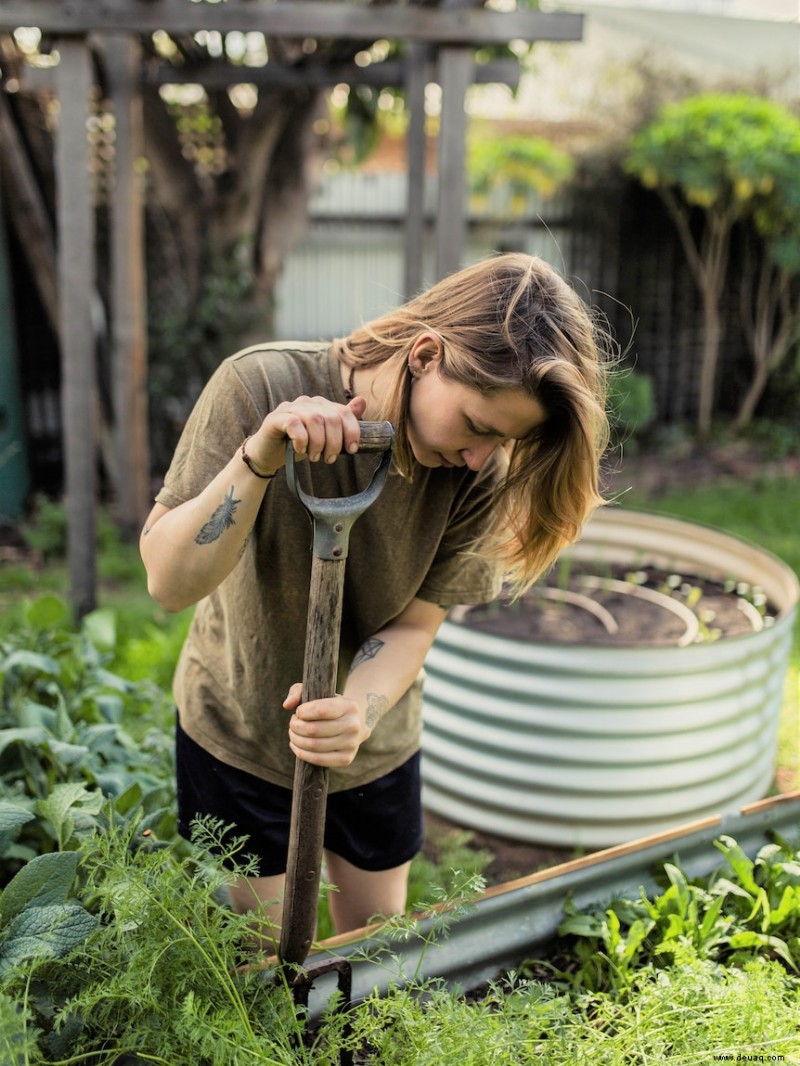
[279,555,346,966]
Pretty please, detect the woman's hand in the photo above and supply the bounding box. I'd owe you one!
[245,394,366,476]
[283,683,370,768]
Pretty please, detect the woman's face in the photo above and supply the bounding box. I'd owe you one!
[405,337,547,471]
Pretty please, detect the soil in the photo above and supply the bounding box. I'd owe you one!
[455,564,773,647]
[422,810,577,887]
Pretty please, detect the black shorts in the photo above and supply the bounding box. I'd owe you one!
[175,716,424,877]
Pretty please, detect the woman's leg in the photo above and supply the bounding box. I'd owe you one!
[323,850,412,933]
[227,857,411,946]
[227,873,286,951]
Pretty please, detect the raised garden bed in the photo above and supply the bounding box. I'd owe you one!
[420,508,800,848]
[313,790,800,1004]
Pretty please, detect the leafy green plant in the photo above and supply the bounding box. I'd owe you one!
[547,956,800,1064]
[310,953,800,1065]
[0,815,305,1064]
[711,835,800,963]
[1,807,799,1063]
[107,609,193,692]
[18,497,67,563]
[407,827,493,909]
[0,851,96,978]
[20,498,134,572]
[469,130,574,214]
[540,834,800,997]
[0,595,176,877]
[0,813,490,1064]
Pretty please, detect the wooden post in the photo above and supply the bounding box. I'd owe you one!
[404,43,428,300]
[55,36,97,617]
[435,46,472,280]
[105,34,150,538]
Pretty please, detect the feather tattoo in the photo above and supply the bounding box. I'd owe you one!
[195,486,241,545]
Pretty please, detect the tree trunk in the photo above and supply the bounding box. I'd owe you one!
[696,292,722,438]
[733,266,799,432]
[659,192,731,438]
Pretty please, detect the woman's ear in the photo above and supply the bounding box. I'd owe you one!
[408,331,444,375]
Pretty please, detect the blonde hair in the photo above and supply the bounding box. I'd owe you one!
[335,253,613,594]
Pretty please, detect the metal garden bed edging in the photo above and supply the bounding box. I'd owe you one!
[305,791,800,1012]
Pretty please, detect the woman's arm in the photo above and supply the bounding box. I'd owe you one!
[140,394,366,612]
[283,597,448,768]
[140,453,272,613]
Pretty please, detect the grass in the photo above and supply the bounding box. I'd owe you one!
[622,472,800,578]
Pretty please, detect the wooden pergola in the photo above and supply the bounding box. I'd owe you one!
[0,1,583,615]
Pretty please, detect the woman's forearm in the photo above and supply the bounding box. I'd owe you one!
[140,447,274,611]
[284,598,447,768]
[344,599,447,736]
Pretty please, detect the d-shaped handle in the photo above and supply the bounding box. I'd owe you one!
[284,420,395,561]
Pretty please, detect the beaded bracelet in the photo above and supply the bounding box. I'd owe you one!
[240,437,276,480]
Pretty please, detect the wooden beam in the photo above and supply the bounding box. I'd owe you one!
[103,34,150,539]
[145,56,521,90]
[0,2,584,45]
[55,35,97,617]
[435,45,471,280]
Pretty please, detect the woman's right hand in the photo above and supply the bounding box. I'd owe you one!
[244,394,367,475]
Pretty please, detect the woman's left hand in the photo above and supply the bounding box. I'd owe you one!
[283,683,369,768]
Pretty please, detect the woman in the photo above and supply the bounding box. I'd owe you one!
[140,253,612,939]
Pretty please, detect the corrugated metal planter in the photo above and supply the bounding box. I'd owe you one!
[421,508,800,848]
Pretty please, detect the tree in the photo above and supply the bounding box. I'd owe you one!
[468,128,574,214]
[732,114,800,430]
[625,93,800,436]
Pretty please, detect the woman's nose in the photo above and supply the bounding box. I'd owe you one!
[461,440,498,471]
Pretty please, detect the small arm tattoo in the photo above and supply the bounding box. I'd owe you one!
[350,636,385,672]
[195,486,241,545]
[365,692,390,732]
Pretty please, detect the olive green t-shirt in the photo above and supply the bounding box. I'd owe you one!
[156,342,502,791]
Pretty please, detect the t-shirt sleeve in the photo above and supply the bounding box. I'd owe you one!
[416,462,504,607]
[155,356,267,509]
